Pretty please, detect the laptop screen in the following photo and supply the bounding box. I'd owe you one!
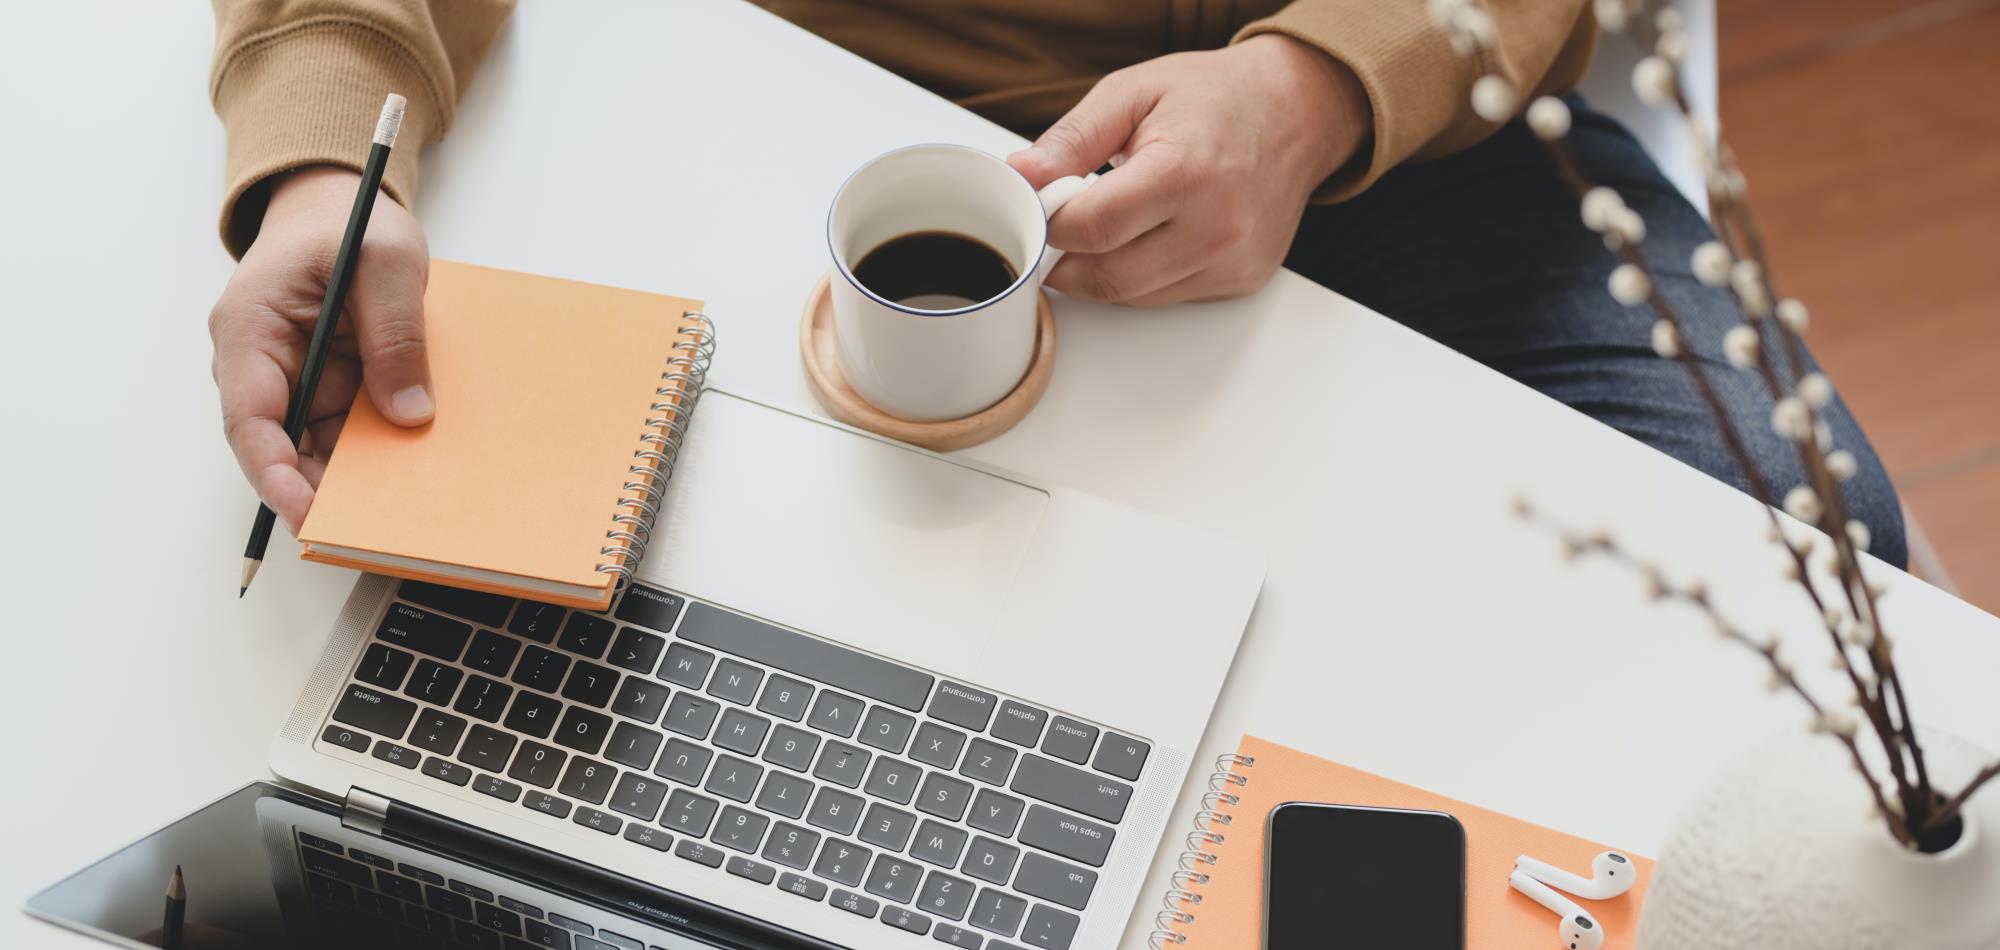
[25,783,811,949]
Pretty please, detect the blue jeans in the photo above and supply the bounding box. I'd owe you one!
[1285,96,1908,568]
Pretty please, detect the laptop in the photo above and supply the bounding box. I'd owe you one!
[27,388,1263,949]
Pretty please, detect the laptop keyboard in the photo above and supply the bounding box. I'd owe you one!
[319,580,1155,950]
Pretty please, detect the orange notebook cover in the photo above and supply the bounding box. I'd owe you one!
[297,260,710,610]
[1165,735,1652,948]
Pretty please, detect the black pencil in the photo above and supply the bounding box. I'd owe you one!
[241,92,407,596]
[161,864,185,950]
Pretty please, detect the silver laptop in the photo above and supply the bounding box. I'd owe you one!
[31,388,1262,950]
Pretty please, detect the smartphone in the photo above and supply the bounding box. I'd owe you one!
[1264,802,1466,949]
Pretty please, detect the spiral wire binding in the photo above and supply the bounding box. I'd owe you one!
[597,312,714,585]
[1147,753,1255,948]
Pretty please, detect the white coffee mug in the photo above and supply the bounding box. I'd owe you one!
[827,144,1088,422]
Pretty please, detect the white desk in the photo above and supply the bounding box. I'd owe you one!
[4,2,1995,948]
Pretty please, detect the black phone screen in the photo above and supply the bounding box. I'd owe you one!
[1264,802,1465,949]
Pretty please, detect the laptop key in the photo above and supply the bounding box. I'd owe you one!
[557,757,616,804]
[727,855,777,884]
[1020,903,1080,949]
[321,724,371,754]
[814,840,873,887]
[608,773,667,821]
[504,692,568,744]
[453,675,513,723]
[458,724,517,772]
[860,803,918,851]
[596,931,644,950]
[755,771,815,819]
[605,722,664,770]
[472,774,522,802]
[813,741,871,788]
[654,737,713,786]
[911,820,969,868]
[918,772,975,821]
[960,739,1017,786]
[608,627,666,674]
[663,692,721,739]
[661,789,719,835]
[332,684,417,740]
[405,659,464,706]
[378,603,473,662]
[917,870,976,921]
[609,676,669,724]
[1013,852,1097,910]
[969,888,1028,937]
[712,805,771,853]
[883,906,932,934]
[809,691,867,738]
[613,584,685,632]
[557,613,615,659]
[714,708,772,756]
[507,741,567,789]
[912,723,967,769]
[777,872,827,901]
[807,787,866,836]
[934,922,983,948]
[704,754,764,802]
[1012,755,1132,823]
[399,581,513,627]
[522,917,573,948]
[757,674,815,722]
[409,710,467,755]
[706,658,764,705]
[623,823,672,852]
[865,854,924,904]
[474,900,520,935]
[1090,733,1150,782]
[463,630,521,677]
[425,882,475,920]
[963,837,1020,885]
[509,601,565,644]
[658,643,715,688]
[676,602,934,711]
[356,642,415,690]
[554,706,613,755]
[761,822,820,869]
[763,723,820,772]
[991,701,1048,749]
[928,682,998,732]
[1040,719,1096,765]
[560,661,620,708]
[522,791,572,820]
[675,838,724,868]
[510,646,571,694]
[831,888,880,919]
[865,757,923,805]
[573,806,622,835]
[860,705,916,753]
[1018,805,1115,867]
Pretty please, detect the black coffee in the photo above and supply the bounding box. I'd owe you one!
[853,231,1018,309]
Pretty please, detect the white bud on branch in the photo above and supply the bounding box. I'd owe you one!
[1656,29,1689,64]
[1527,96,1572,140]
[1471,75,1518,122]
[1581,187,1625,232]
[1650,319,1681,358]
[1784,485,1824,523]
[1595,0,1630,33]
[1777,298,1810,334]
[1656,7,1684,33]
[1771,397,1811,441]
[1611,208,1646,245]
[1827,449,1859,482]
[1847,520,1872,553]
[1610,263,1652,305]
[1633,56,1676,106]
[1796,372,1834,409]
[1691,241,1733,286]
[1722,325,1760,368]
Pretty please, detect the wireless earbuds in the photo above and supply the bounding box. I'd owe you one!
[1508,870,1605,950]
[1515,850,1635,900]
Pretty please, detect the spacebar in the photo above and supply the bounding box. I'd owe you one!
[674,602,935,711]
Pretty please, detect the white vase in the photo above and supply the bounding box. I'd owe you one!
[1638,727,2000,949]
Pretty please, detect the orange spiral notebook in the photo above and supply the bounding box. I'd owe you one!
[1153,735,1652,948]
[297,260,713,610]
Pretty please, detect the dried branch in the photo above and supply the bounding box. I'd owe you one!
[1926,761,2000,835]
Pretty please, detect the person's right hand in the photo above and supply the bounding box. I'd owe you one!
[209,166,433,534]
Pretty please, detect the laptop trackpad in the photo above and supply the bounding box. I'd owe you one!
[639,391,1047,677]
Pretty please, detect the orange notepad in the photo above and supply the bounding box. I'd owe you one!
[297,261,710,610]
[1164,735,1652,948]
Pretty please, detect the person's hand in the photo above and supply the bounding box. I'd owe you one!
[208,166,433,533]
[1008,34,1371,306]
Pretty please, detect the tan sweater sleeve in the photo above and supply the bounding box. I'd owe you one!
[1235,0,1597,203]
[209,0,514,257]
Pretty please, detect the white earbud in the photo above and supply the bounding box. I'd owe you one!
[1515,851,1636,900]
[1509,869,1605,950]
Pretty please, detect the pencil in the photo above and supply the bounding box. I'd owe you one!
[241,92,407,596]
[161,864,185,950]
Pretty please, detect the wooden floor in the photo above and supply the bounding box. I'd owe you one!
[1719,0,2000,613]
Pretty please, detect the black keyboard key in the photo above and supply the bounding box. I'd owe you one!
[604,722,664,770]
[575,936,620,950]
[464,630,522,677]
[425,883,474,920]
[509,601,566,643]
[475,901,522,936]
[597,931,642,950]
[456,916,499,948]
[421,756,473,786]
[1091,733,1151,782]
[991,701,1048,748]
[807,787,865,836]
[812,741,871,788]
[377,603,473,662]
[726,855,776,884]
[573,806,622,835]
[882,905,931,934]
[448,879,495,903]
[557,757,617,804]
[658,643,714,688]
[510,646,571,693]
[911,723,967,769]
[865,757,922,805]
[778,872,827,901]
[865,854,925,904]
[400,864,446,886]
[756,771,815,819]
[1012,756,1132,824]
[653,737,713,786]
[860,803,917,851]
[504,691,563,739]
[304,871,352,906]
[332,684,417,740]
[554,706,613,755]
[408,710,467,755]
[608,772,668,821]
[404,659,464,706]
[711,805,770,853]
[661,789,719,835]
[452,674,513,723]
[703,754,763,803]
[557,613,615,659]
[609,676,669,724]
[714,708,772,756]
[473,774,523,802]
[347,848,393,870]
[321,724,372,754]
[761,822,820,869]
[676,602,934,711]
[917,773,974,821]
[508,741,567,789]
[613,584,685,631]
[548,913,593,935]
[498,895,543,919]
[1018,805,1115,867]
[969,888,1028,937]
[706,658,764,705]
[399,581,513,627]
[522,918,574,948]
[302,846,375,887]
[756,674,815,722]
[831,888,879,918]
[916,870,976,920]
[934,921,983,948]
[1021,903,1081,949]
[859,705,915,753]
[961,738,1017,786]
[523,791,573,820]
[623,823,673,852]
[911,820,968,868]
[377,869,424,902]
[296,831,342,854]
[928,682,997,732]
[675,839,724,868]
[964,837,1020,885]
[458,724,517,772]
[1040,718,1097,765]
[608,627,667,674]
[663,692,720,739]
[406,902,451,935]
[763,725,821,773]
[560,661,620,707]
[1014,852,1098,911]
[815,840,874,888]
[356,643,415,690]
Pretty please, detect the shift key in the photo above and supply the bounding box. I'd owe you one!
[331,684,418,741]
[1011,754,1131,824]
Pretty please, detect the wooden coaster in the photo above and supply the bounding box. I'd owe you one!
[799,273,1056,452]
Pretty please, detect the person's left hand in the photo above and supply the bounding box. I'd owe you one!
[1008,34,1372,306]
